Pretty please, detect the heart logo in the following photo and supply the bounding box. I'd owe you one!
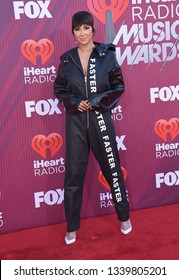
[31,133,63,158]
[98,167,127,190]
[154,118,179,141]
[87,0,129,24]
[21,39,54,65]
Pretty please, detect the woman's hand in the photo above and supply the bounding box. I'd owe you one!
[78,100,92,112]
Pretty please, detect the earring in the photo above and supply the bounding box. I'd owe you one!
[74,37,78,45]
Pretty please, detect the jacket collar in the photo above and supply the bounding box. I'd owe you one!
[95,42,115,57]
[61,42,115,63]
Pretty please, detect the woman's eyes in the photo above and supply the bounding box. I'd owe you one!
[74,26,90,31]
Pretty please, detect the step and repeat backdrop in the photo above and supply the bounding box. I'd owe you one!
[1,0,179,234]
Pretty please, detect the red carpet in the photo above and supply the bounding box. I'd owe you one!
[0,204,179,260]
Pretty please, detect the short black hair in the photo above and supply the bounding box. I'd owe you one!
[72,11,95,34]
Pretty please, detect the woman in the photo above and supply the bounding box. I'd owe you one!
[54,11,132,245]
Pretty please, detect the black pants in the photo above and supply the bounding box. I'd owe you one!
[64,110,130,232]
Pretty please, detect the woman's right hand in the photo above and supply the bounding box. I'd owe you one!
[78,100,92,112]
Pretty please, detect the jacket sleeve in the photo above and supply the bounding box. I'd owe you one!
[54,63,81,114]
[88,55,125,111]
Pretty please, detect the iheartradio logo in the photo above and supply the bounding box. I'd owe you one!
[21,39,54,65]
[87,0,129,24]
[98,167,127,190]
[154,118,179,141]
[31,133,63,158]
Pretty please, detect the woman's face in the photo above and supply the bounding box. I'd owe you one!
[73,24,93,46]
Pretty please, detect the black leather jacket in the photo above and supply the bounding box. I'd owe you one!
[54,43,125,114]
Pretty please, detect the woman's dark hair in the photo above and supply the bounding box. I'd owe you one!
[72,11,95,34]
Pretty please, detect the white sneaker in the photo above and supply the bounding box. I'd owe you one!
[121,219,132,235]
[65,232,76,245]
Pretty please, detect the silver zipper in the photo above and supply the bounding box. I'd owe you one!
[70,54,90,128]
[84,76,89,128]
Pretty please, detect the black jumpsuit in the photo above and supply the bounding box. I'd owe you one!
[54,43,130,232]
